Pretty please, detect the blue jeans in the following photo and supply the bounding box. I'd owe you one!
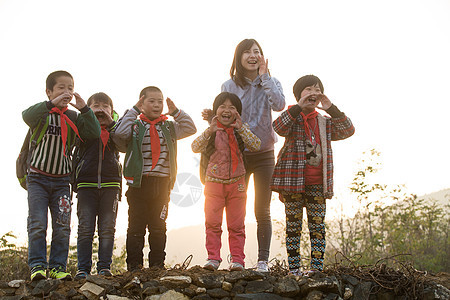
[76,188,119,272]
[27,172,72,270]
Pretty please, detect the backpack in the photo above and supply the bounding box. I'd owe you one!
[17,110,78,190]
[16,119,47,190]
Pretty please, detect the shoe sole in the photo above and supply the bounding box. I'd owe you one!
[203,265,218,271]
[31,272,46,282]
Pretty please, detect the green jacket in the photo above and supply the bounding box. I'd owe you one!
[123,119,177,189]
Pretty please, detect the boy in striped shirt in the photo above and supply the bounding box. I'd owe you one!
[22,70,100,281]
[113,86,196,272]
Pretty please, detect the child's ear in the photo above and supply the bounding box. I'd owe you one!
[45,89,51,99]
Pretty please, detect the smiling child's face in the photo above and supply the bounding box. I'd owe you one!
[216,99,238,127]
[141,90,164,120]
[90,101,113,126]
[300,83,322,107]
[46,75,74,108]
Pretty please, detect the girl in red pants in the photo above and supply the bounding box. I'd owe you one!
[192,92,261,271]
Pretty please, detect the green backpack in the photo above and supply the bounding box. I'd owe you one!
[17,111,77,190]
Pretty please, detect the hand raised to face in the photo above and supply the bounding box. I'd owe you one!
[69,93,87,111]
[229,111,243,130]
[164,98,178,116]
[258,55,269,76]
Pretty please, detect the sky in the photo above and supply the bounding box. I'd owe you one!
[0,0,449,245]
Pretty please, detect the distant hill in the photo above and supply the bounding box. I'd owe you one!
[417,188,450,207]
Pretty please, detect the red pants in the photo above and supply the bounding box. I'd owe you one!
[204,178,247,265]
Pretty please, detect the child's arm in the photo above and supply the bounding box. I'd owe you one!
[22,101,52,129]
[191,129,211,153]
[73,93,101,140]
[237,123,261,152]
[317,94,355,141]
[112,106,140,153]
[165,98,197,139]
[272,105,301,137]
[258,56,285,112]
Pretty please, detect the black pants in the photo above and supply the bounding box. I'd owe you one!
[125,176,170,269]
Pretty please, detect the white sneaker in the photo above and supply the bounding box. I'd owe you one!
[203,259,220,271]
[256,260,269,273]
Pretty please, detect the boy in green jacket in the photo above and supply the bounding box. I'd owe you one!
[22,70,100,281]
[113,86,196,271]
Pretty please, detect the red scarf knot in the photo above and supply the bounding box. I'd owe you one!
[217,120,239,173]
[49,107,82,156]
[139,114,168,170]
[300,110,319,141]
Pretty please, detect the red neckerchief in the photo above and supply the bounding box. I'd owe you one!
[49,106,82,156]
[217,120,239,173]
[300,110,319,141]
[100,125,110,159]
[139,113,168,170]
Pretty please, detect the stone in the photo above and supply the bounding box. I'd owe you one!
[87,275,120,289]
[182,287,196,298]
[376,290,396,300]
[195,287,207,294]
[234,293,284,299]
[107,295,133,300]
[48,291,66,300]
[67,288,79,298]
[342,274,359,286]
[0,296,24,300]
[353,281,372,300]
[191,294,213,300]
[159,276,192,288]
[245,280,274,293]
[124,276,141,290]
[8,280,25,288]
[306,290,324,300]
[207,288,230,298]
[193,274,224,289]
[343,285,353,300]
[273,277,300,297]
[300,277,340,294]
[423,283,450,300]
[143,286,160,295]
[0,281,10,289]
[31,279,60,296]
[324,293,343,300]
[79,281,105,300]
[222,281,233,292]
[224,270,265,283]
[14,284,31,297]
[157,289,190,299]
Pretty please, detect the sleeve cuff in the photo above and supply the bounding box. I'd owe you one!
[287,105,302,118]
[171,108,181,118]
[79,105,90,114]
[325,104,344,118]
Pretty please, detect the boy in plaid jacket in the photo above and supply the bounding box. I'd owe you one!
[270,75,355,274]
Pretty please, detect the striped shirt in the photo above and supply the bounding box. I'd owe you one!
[30,113,72,176]
[142,123,170,177]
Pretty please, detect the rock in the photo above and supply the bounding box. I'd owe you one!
[342,274,359,286]
[159,275,192,288]
[2,288,18,296]
[182,287,196,298]
[67,288,79,298]
[207,288,230,298]
[193,274,224,289]
[353,281,372,300]
[152,289,190,300]
[306,290,324,300]
[143,286,160,296]
[300,277,340,295]
[376,290,396,300]
[0,296,24,300]
[14,284,31,297]
[222,281,233,292]
[324,293,343,300]
[234,293,284,299]
[31,279,60,296]
[124,276,141,290]
[79,281,105,300]
[107,295,133,300]
[87,275,120,289]
[423,283,450,300]
[343,285,353,300]
[273,277,300,297]
[224,270,265,283]
[195,287,207,294]
[191,294,213,300]
[245,280,274,293]
[8,280,25,288]
[48,291,67,300]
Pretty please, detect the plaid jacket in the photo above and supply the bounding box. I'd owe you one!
[270,104,355,199]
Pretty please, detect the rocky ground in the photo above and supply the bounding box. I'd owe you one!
[0,265,449,300]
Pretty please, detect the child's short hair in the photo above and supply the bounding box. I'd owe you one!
[139,86,162,99]
[293,75,324,100]
[87,92,114,112]
[46,70,73,91]
[212,92,242,115]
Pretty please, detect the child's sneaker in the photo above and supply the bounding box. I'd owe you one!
[98,269,113,277]
[203,259,220,271]
[229,262,244,271]
[49,267,72,280]
[74,270,88,280]
[30,266,46,282]
[256,260,269,273]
